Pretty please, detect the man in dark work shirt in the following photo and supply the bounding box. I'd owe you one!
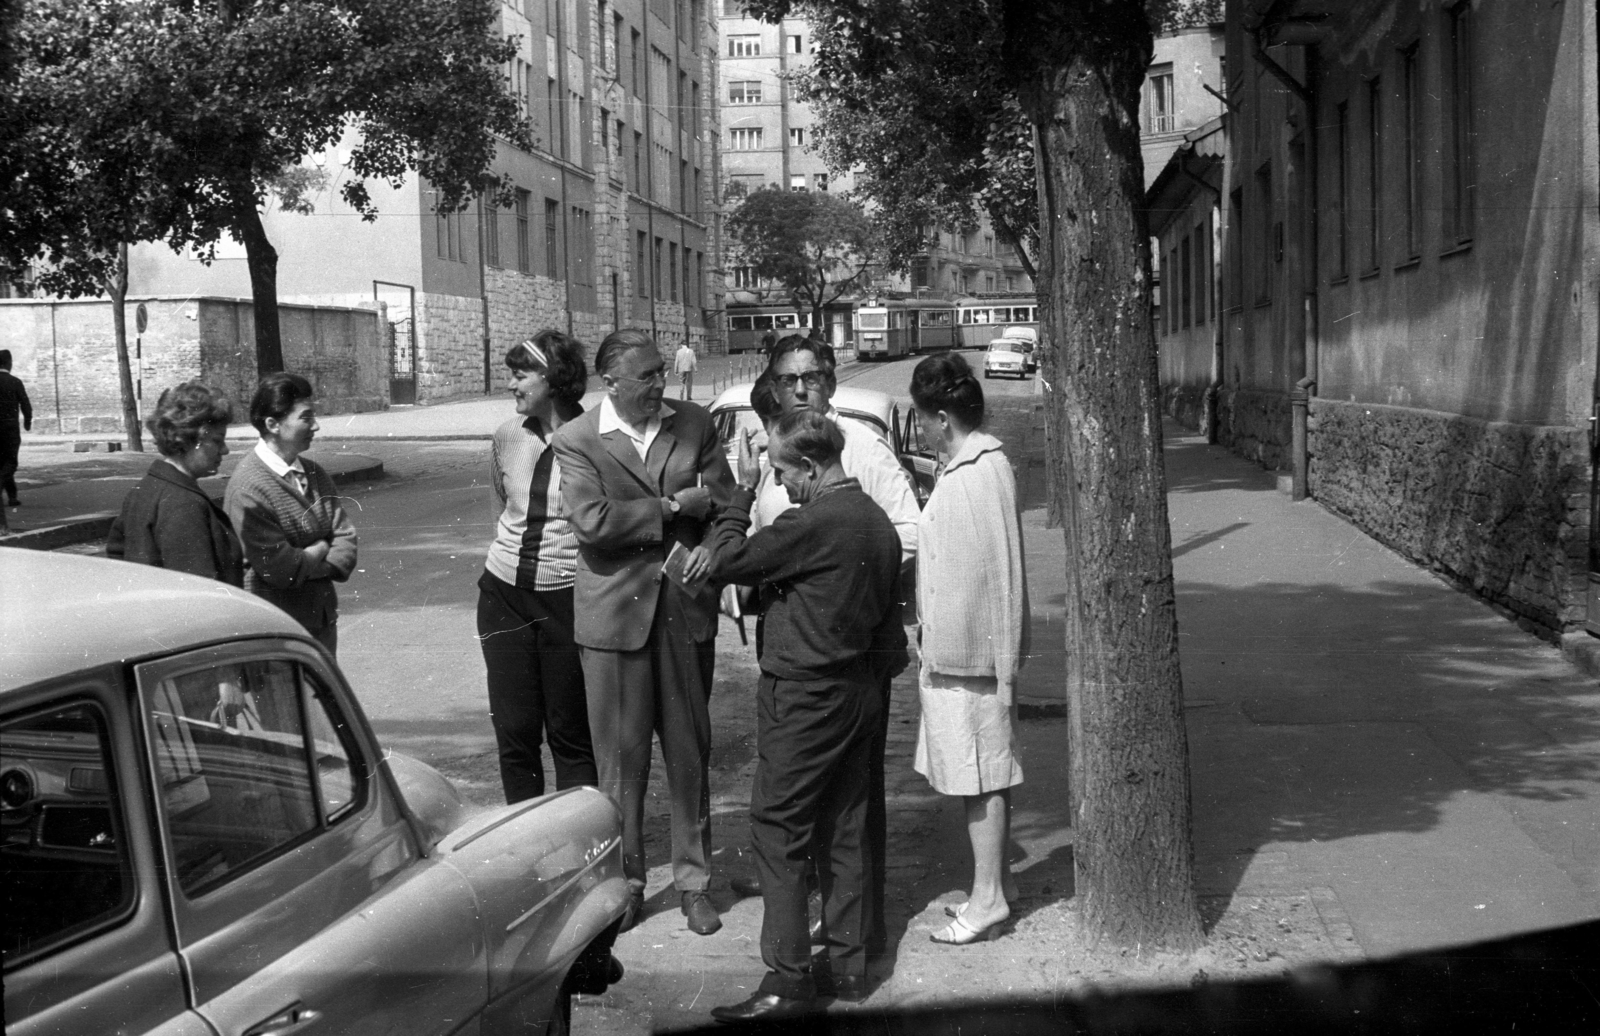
[704,409,906,1022]
[0,349,33,509]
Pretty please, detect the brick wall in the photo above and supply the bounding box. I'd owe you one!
[1309,399,1590,639]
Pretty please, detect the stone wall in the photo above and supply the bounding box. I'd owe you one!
[1216,386,1292,470]
[414,292,485,402]
[1309,399,1589,638]
[1161,382,1210,433]
[0,296,385,434]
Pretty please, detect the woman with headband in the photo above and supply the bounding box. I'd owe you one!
[477,331,599,802]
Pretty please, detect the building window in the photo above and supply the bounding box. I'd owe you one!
[1196,217,1210,326]
[1334,100,1349,279]
[547,76,559,155]
[788,34,803,53]
[984,273,996,293]
[984,233,994,256]
[728,34,760,56]
[696,251,705,306]
[731,266,758,289]
[1180,233,1192,329]
[612,11,623,72]
[1145,64,1174,134]
[789,174,806,191]
[633,130,643,189]
[631,29,642,98]
[1166,245,1178,333]
[434,208,454,261]
[789,127,805,147]
[813,173,828,191]
[1255,163,1272,302]
[544,199,559,278]
[681,158,690,213]
[669,242,679,302]
[1228,187,1243,310]
[653,237,663,297]
[636,231,648,296]
[1005,275,1015,292]
[690,81,701,138]
[912,258,929,288]
[1400,42,1420,259]
[483,192,500,268]
[728,80,762,104]
[1446,1,1475,245]
[515,190,530,273]
[1364,76,1381,272]
[729,127,763,150]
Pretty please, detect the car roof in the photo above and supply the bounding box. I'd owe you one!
[709,382,897,428]
[1,549,309,692]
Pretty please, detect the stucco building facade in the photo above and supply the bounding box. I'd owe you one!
[1165,0,1600,639]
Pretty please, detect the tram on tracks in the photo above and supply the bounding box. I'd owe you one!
[954,296,1041,349]
[855,299,958,361]
[726,306,814,353]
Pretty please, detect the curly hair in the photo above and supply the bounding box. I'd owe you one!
[909,351,985,429]
[506,330,590,407]
[147,382,234,458]
[769,408,845,469]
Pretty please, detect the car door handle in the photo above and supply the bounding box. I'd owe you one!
[243,1003,322,1036]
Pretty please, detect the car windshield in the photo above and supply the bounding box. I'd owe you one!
[990,340,1022,352]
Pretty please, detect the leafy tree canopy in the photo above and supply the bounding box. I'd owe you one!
[726,187,880,324]
[2,0,529,344]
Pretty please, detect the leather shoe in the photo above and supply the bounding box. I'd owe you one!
[817,973,872,1002]
[710,991,814,1023]
[605,954,625,985]
[619,889,646,932]
[683,891,722,935]
[728,874,762,896]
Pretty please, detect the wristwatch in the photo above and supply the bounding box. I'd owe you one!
[666,495,682,516]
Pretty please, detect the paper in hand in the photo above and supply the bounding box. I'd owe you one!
[663,541,711,593]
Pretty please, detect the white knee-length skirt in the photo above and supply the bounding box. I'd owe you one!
[913,665,1025,796]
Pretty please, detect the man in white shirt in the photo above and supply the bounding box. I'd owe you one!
[674,342,699,400]
[745,335,919,960]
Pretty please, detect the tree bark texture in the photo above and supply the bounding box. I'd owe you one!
[108,243,144,452]
[236,199,285,376]
[1019,1,1202,953]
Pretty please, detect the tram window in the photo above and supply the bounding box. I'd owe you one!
[774,314,799,329]
[753,315,775,330]
[730,316,754,331]
[922,310,952,326]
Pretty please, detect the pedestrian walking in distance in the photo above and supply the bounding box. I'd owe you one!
[478,332,598,804]
[551,328,738,936]
[106,382,243,586]
[674,341,698,400]
[0,348,32,509]
[706,410,907,1022]
[225,372,357,656]
[908,352,1028,944]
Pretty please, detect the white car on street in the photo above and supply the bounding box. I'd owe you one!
[984,337,1033,379]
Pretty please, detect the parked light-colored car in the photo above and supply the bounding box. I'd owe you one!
[1000,326,1040,373]
[1,549,628,1036]
[708,382,939,507]
[984,337,1032,379]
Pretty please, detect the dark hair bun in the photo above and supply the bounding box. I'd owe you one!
[909,352,984,429]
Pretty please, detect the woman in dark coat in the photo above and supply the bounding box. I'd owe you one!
[106,382,243,585]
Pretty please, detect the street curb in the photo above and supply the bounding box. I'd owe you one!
[0,460,385,551]
[1559,632,1600,681]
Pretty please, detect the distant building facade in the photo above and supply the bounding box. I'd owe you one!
[1172,0,1599,640]
[13,1,724,409]
[1141,22,1229,190]
[716,2,1030,344]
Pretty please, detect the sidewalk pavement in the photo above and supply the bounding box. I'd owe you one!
[580,418,1599,1031]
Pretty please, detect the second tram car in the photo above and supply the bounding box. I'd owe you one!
[955,297,1040,349]
[726,307,814,353]
[856,299,958,360]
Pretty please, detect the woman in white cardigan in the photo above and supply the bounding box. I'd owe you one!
[909,351,1029,945]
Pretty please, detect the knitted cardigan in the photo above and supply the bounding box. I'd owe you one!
[915,431,1029,702]
[224,448,357,612]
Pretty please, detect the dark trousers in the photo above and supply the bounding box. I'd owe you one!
[753,667,882,1001]
[1,423,19,503]
[477,572,597,803]
[864,670,891,954]
[581,590,717,892]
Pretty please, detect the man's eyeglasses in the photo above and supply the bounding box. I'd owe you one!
[612,369,668,384]
[774,370,828,390]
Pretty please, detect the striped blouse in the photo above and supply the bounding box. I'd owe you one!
[484,414,579,591]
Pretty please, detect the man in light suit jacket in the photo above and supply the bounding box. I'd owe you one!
[552,329,737,936]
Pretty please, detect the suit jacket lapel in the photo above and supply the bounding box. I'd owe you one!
[602,429,658,491]
[646,410,680,485]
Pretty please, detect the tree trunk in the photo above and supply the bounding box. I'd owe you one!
[107,242,143,452]
[235,198,285,375]
[1020,0,1202,953]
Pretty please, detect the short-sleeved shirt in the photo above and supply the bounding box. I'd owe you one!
[484,415,579,590]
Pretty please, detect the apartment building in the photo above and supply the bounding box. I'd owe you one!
[28,1,723,407]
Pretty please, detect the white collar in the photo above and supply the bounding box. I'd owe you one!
[253,439,305,478]
[597,396,673,440]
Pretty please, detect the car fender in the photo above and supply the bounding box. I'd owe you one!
[435,786,629,1002]
[384,750,470,853]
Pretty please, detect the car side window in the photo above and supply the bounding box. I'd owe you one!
[1,700,136,967]
[144,659,366,897]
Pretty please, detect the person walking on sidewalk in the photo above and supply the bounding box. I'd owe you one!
[478,333,598,804]
[551,328,737,936]
[908,352,1028,945]
[226,373,357,656]
[106,382,243,586]
[706,410,907,1022]
[674,341,698,400]
[0,349,32,509]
